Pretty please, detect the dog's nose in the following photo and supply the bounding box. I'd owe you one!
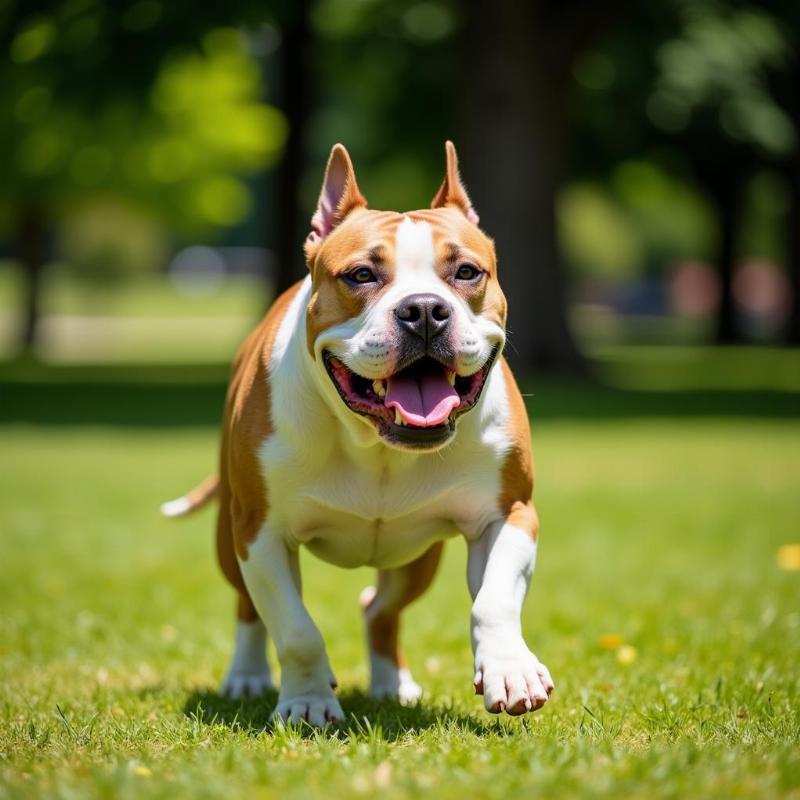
[394,293,452,343]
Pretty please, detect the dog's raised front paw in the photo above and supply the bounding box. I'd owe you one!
[473,642,554,716]
[220,669,274,699]
[271,690,345,727]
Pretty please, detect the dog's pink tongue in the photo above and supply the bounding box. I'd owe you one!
[386,369,460,427]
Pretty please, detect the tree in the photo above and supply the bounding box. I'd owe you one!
[0,1,286,348]
[646,1,797,343]
[768,0,800,345]
[565,0,800,345]
[456,0,633,372]
[272,1,314,296]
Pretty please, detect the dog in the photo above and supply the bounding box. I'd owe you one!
[162,142,553,725]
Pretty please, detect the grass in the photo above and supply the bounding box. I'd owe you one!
[1,358,799,799]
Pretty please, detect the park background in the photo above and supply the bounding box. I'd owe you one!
[1,1,799,799]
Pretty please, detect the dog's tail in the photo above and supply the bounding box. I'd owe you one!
[160,475,220,519]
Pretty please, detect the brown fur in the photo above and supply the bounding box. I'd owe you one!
[305,205,505,361]
[362,542,444,666]
[430,140,480,225]
[305,210,401,355]
[497,358,539,541]
[409,207,506,330]
[304,144,368,265]
[216,280,304,622]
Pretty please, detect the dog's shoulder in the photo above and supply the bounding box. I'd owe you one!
[496,358,538,538]
[220,279,306,558]
[227,279,306,424]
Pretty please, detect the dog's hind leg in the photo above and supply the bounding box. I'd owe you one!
[360,542,443,704]
[219,593,274,699]
[216,485,274,699]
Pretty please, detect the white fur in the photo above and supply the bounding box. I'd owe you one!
[160,497,191,518]
[239,529,343,725]
[220,619,274,699]
[468,523,553,713]
[370,656,423,704]
[394,215,437,277]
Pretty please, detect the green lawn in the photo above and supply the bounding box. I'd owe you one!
[1,366,799,799]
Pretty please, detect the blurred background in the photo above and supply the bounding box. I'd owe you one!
[2,4,800,790]
[1,0,799,416]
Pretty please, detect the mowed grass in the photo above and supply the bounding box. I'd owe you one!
[1,380,800,798]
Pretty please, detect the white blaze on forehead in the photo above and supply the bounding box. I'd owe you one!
[394,216,437,279]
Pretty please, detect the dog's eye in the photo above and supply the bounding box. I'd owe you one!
[344,266,377,285]
[455,263,481,282]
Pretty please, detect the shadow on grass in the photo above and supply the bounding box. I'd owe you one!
[182,687,499,740]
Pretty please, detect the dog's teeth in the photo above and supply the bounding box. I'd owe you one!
[394,409,404,426]
[372,380,386,398]
[447,371,456,386]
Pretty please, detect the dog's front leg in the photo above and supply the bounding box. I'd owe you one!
[239,529,343,726]
[467,515,554,715]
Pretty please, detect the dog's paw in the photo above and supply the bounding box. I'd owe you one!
[271,690,345,727]
[370,666,423,705]
[473,642,554,715]
[220,669,274,699]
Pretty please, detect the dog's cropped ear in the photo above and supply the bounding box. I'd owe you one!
[430,140,479,225]
[305,144,367,262]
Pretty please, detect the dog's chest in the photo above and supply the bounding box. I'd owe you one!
[263,437,501,569]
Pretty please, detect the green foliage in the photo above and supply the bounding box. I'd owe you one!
[650,2,796,155]
[737,170,792,264]
[303,0,459,215]
[559,162,717,278]
[611,161,718,267]
[0,4,287,240]
[56,201,169,283]
[576,0,798,167]
[559,184,644,279]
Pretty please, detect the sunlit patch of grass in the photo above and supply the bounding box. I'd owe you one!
[1,407,799,798]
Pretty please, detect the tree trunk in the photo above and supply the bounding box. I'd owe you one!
[711,176,741,344]
[273,1,313,297]
[783,31,800,346]
[16,206,47,352]
[458,0,584,373]
[787,155,800,345]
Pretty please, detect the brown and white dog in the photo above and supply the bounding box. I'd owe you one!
[162,142,553,726]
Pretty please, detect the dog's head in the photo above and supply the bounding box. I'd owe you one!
[304,142,506,451]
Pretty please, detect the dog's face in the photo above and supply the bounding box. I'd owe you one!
[304,143,506,451]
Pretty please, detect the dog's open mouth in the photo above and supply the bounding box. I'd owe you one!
[323,350,497,448]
